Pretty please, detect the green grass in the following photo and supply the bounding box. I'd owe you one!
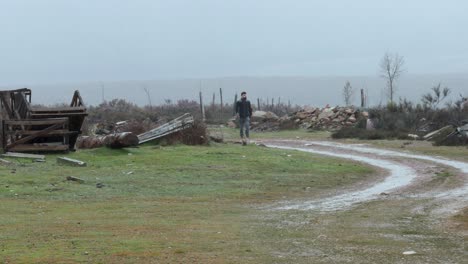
[3,130,467,263]
[0,143,372,263]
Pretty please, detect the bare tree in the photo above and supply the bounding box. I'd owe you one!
[142,86,152,108]
[380,52,405,103]
[342,81,354,106]
[421,83,451,109]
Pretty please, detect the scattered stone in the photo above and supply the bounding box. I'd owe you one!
[66,176,85,184]
[227,120,237,128]
[209,135,224,143]
[403,251,417,255]
[96,183,105,188]
[291,106,362,131]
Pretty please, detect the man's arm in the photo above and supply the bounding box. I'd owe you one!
[248,101,253,117]
[235,101,240,115]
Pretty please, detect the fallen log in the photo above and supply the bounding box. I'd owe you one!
[77,132,139,149]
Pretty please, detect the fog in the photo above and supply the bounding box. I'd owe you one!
[1,0,467,105]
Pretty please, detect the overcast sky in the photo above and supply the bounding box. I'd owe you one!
[1,0,467,86]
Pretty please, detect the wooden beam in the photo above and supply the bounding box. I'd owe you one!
[0,95,13,118]
[7,129,77,136]
[7,123,63,149]
[0,158,12,165]
[4,118,68,126]
[30,112,88,118]
[2,152,45,159]
[31,106,87,113]
[58,157,87,167]
[8,144,68,152]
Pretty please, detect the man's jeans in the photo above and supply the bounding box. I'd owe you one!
[239,117,250,138]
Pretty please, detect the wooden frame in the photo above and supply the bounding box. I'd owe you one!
[0,89,87,153]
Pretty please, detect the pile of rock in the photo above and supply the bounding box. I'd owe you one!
[291,106,363,130]
[251,111,281,132]
[226,107,364,132]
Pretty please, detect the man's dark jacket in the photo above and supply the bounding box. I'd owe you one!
[236,99,252,118]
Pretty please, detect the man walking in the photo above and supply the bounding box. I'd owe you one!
[235,91,253,145]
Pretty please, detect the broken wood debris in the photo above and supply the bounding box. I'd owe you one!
[1,152,45,160]
[0,158,12,165]
[0,88,87,153]
[137,113,194,144]
[57,157,87,167]
[66,176,85,183]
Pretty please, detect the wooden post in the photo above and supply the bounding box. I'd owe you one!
[257,98,260,111]
[361,89,365,108]
[219,88,223,110]
[199,91,206,121]
[212,92,215,109]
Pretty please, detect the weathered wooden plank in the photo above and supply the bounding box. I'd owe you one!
[4,118,68,126]
[7,129,77,136]
[138,119,193,143]
[31,106,87,113]
[0,159,11,165]
[2,152,45,159]
[57,157,87,167]
[30,112,87,117]
[137,113,194,144]
[7,123,64,149]
[8,144,69,152]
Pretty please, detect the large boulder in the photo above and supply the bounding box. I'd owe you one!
[251,111,279,121]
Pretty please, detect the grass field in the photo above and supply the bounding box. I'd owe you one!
[0,142,373,263]
[1,127,466,263]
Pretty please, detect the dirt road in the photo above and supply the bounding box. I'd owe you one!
[263,139,468,215]
[245,139,468,263]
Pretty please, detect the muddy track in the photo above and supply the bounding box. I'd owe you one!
[262,139,468,215]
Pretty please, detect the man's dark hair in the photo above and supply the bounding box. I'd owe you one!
[241,91,247,95]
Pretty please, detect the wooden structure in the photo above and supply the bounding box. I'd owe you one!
[0,88,87,152]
